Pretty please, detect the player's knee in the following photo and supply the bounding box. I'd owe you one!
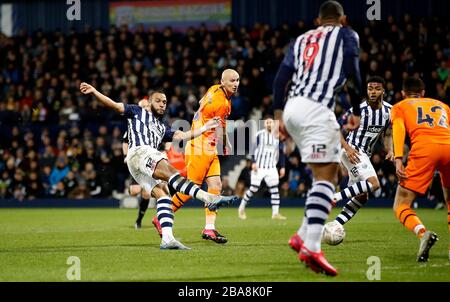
[158,164,179,181]
[368,178,380,191]
[371,182,380,192]
[163,165,179,180]
[142,189,151,199]
[129,185,141,196]
[161,161,178,177]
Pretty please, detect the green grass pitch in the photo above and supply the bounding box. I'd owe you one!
[0,207,448,282]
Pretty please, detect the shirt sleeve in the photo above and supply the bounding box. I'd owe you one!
[122,131,128,144]
[338,108,353,127]
[162,124,175,142]
[342,28,362,116]
[391,105,406,158]
[273,41,296,111]
[123,104,141,118]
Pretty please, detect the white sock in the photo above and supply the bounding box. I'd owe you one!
[335,180,373,201]
[205,223,215,230]
[272,205,280,216]
[168,173,214,204]
[269,185,280,216]
[157,197,175,242]
[239,199,247,209]
[243,185,258,203]
[297,212,308,239]
[162,227,174,242]
[414,224,425,236]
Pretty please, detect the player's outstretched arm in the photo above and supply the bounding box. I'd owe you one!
[172,117,220,141]
[80,82,124,113]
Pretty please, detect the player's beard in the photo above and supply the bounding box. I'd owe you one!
[151,106,164,119]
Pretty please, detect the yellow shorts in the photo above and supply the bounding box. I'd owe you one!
[185,153,221,185]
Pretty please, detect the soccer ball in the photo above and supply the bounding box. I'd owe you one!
[322,221,345,246]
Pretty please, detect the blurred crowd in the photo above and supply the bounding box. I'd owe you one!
[0,14,448,201]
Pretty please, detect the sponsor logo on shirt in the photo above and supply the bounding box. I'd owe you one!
[367,125,384,133]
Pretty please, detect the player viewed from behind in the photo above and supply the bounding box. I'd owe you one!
[391,77,450,262]
[122,97,152,230]
[152,69,239,244]
[273,1,362,276]
[238,117,286,220]
[80,83,237,250]
[325,76,394,235]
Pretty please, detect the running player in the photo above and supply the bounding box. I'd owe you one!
[80,83,237,250]
[391,76,450,262]
[325,76,393,234]
[238,117,287,220]
[153,69,239,244]
[273,1,362,276]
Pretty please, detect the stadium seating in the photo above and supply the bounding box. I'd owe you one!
[0,16,448,200]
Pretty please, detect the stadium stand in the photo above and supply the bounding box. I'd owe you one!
[0,15,449,201]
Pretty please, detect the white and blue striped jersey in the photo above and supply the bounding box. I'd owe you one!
[252,130,285,169]
[289,25,359,110]
[343,101,392,156]
[273,25,361,114]
[123,104,174,150]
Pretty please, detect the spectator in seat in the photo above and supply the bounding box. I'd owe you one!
[50,156,70,187]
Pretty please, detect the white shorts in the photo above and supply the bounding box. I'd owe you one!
[126,146,167,194]
[251,168,279,187]
[283,96,341,163]
[340,148,377,186]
